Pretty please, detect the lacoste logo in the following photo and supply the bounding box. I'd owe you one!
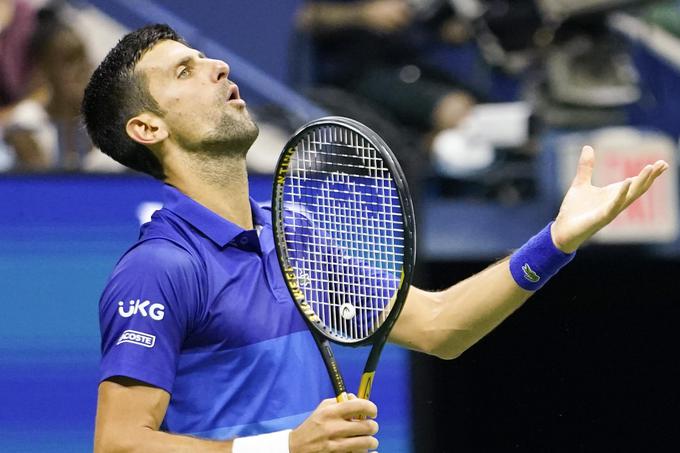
[522,263,540,283]
[116,330,156,348]
[117,299,165,321]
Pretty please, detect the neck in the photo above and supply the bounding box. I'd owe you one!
[164,150,253,230]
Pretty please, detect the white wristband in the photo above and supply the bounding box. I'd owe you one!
[232,429,291,453]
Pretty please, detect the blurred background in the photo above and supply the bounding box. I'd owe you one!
[1,0,680,451]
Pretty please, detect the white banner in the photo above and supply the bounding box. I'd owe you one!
[557,128,678,243]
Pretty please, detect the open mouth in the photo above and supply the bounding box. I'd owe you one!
[226,84,241,102]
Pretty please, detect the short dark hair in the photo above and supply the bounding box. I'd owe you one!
[81,24,187,179]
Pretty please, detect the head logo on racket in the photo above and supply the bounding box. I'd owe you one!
[340,303,356,320]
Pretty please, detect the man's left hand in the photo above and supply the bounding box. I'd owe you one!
[551,145,669,253]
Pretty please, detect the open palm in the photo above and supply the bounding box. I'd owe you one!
[551,146,669,253]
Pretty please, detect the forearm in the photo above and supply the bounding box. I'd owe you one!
[428,258,532,358]
[392,224,576,359]
[94,426,233,453]
[392,258,532,359]
[95,379,235,453]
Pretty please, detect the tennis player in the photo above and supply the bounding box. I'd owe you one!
[83,25,668,453]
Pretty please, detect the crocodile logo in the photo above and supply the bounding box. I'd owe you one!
[522,263,540,283]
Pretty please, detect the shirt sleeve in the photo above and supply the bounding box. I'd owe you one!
[99,238,203,393]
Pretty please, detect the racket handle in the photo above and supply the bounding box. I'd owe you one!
[356,374,374,420]
[335,391,349,402]
[357,371,375,400]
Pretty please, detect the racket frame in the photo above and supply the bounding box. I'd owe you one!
[271,116,416,401]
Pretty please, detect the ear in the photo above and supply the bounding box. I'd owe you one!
[125,113,168,145]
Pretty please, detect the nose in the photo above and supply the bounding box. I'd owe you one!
[211,59,229,82]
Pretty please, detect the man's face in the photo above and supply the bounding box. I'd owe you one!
[135,39,258,155]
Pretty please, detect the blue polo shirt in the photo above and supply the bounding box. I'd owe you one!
[99,185,333,439]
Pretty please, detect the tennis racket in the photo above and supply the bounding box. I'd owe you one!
[271,116,416,403]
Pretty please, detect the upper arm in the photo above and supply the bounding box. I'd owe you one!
[94,377,170,452]
[99,239,203,392]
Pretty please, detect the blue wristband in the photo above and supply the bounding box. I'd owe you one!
[509,222,576,291]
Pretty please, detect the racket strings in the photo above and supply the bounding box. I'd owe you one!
[283,125,404,342]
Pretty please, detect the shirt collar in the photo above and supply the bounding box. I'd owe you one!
[162,184,269,248]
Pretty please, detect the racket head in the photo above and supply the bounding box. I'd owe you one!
[272,116,416,346]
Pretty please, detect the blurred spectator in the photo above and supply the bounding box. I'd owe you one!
[0,0,36,106]
[0,0,37,171]
[1,2,123,172]
[295,0,488,205]
[296,0,474,136]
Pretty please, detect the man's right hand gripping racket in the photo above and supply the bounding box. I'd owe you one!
[272,116,416,403]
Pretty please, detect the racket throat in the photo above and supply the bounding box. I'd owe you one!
[315,335,348,399]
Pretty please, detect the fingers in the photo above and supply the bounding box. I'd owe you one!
[316,396,378,419]
[654,160,670,172]
[327,398,378,443]
[626,164,654,202]
[331,397,378,420]
[319,397,340,408]
[572,145,595,187]
[643,160,669,188]
[620,160,669,210]
[291,396,380,453]
[335,418,379,440]
[328,433,379,452]
[605,178,632,219]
